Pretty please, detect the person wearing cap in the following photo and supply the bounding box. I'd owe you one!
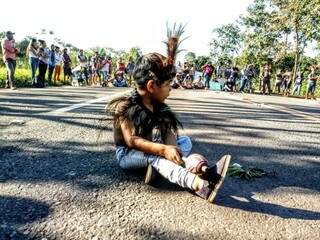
[1,31,19,89]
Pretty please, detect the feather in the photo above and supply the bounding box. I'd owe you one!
[132,23,189,85]
[163,23,187,67]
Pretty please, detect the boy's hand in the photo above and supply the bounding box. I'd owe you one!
[164,145,183,165]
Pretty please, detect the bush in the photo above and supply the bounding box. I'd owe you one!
[0,68,33,87]
[0,67,72,87]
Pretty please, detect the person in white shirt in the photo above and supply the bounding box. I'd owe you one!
[53,46,63,83]
[100,56,110,81]
[26,38,39,85]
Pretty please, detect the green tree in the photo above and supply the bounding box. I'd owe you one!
[240,0,281,66]
[15,37,32,67]
[209,23,242,63]
[271,0,320,79]
[184,52,196,64]
[0,32,5,67]
[194,56,210,71]
[89,47,106,56]
[123,46,142,63]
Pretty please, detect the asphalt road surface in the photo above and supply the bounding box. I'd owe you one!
[1,87,320,240]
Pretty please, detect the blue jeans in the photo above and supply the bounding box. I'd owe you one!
[307,81,316,94]
[239,78,247,91]
[291,84,301,95]
[4,58,16,88]
[100,70,109,81]
[115,135,196,189]
[113,80,128,87]
[204,74,211,88]
[29,57,39,83]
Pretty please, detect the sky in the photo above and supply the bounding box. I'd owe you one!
[1,0,253,60]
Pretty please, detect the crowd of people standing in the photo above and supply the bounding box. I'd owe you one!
[74,51,135,88]
[1,30,319,99]
[172,61,319,100]
[26,39,73,88]
[1,31,136,89]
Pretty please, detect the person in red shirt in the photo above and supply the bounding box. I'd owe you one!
[1,31,19,89]
[117,57,126,73]
[202,62,214,90]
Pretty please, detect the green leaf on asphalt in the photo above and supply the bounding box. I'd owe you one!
[227,163,270,180]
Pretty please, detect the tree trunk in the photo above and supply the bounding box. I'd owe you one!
[284,33,289,56]
[292,25,300,82]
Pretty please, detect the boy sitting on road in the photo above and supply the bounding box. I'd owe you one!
[107,25,231,203]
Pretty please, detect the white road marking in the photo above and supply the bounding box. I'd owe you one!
[48,90,131,114]
[262,104,320,123]
[222,92,320,123]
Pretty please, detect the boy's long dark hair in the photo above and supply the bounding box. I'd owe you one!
[107,89,182,139]
[106,23,186,139]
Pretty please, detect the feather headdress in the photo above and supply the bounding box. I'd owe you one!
[133,23,187,86]
[163,22,188,67]
[106,24,187,137]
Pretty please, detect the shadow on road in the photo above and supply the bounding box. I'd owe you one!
[0,87,129,131]
[1,89,319,226]
[217,193,320,220]
[172,96,320,220]
[0,195,51,239]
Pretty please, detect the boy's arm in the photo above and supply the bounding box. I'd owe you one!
[120,119,183,164]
